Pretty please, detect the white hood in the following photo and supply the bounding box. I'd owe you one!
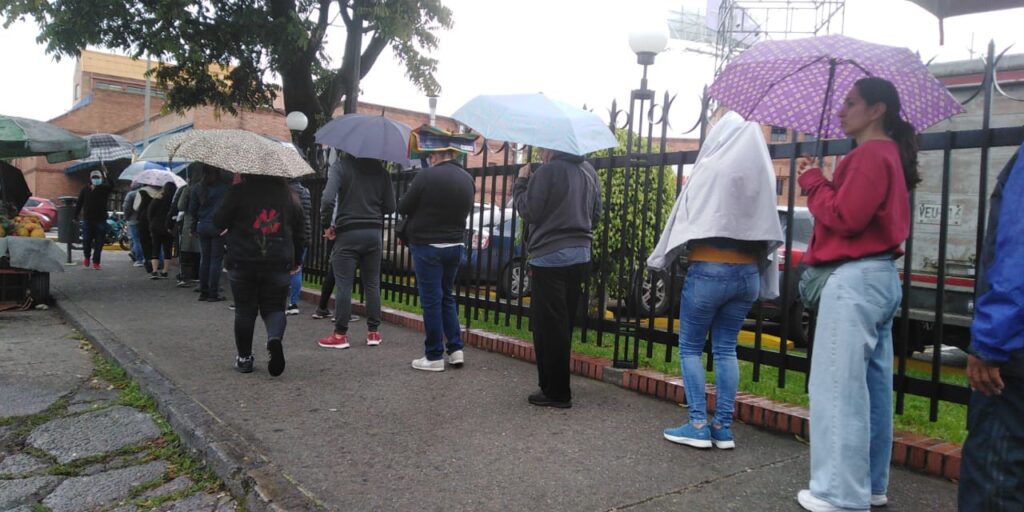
[646,111,784,299]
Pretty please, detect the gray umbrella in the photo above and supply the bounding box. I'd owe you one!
[314,113,412,167]
[81,133,134,162]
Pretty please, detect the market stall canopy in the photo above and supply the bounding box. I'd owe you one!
[906,0,1024,43]
[0,115,89,163]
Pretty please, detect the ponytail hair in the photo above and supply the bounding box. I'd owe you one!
[853,77,920,189]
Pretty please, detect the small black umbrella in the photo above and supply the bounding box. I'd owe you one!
[314,114,413,168]
[0,161,32,211]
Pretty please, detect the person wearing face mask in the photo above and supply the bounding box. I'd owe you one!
[74,169,113,270]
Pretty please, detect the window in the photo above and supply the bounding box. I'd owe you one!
[770,126,788,143]
[776,177,785,195]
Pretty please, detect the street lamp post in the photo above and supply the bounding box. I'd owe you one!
[428,96,438,128]
[613,25,668,370]
[285,111,309,162]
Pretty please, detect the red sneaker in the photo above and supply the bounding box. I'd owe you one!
[318,333,349,349]
[92,263,101,270]
[83,258,90,268]
[366,332,382,346]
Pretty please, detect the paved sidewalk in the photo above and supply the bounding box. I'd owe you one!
[48,252,959,511]
[0,310,237,511]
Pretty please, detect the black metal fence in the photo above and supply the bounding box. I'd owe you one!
[297,50,1022,422]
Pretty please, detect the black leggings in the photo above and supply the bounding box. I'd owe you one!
[228,269,290,357]
[151,232,174,262]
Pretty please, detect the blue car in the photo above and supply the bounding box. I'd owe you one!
[460,216,530,299]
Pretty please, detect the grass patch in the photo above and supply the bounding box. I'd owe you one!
[88,351,223,495]
[327,286,969,444]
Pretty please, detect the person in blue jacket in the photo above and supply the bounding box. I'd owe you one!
[958,144,1024,512]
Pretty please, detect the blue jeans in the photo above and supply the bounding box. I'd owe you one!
[410,244,465,361]
[198,234,226,298]
[959,373,1024,512]
[289,248,307,306]
[128,223,144,262]
[80,220,106,263]
[808,258,901,509]
[678,262,759,428]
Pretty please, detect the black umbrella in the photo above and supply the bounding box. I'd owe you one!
[0,161,31,211]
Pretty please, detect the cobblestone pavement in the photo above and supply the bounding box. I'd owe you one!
[0,310,237,512]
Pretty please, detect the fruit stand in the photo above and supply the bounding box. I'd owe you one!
[0,214,65,307]
[1,115,88,309]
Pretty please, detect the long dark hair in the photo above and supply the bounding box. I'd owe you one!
[854,77,920,189]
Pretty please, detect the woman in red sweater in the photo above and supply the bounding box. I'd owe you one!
[795,77,917,512]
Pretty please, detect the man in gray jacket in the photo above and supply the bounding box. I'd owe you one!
[513,149,602,408]
[317,155,396,349]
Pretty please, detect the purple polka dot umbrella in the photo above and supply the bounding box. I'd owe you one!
[707,34,965,140]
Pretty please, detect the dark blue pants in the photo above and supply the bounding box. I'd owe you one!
[959,373,1024,512]
[410,244,465,361]
[80,220,106,263]
[198,234,226,298]
[228,269,290,358]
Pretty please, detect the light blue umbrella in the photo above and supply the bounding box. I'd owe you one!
[451,93,618,156]
[119,160,172,181]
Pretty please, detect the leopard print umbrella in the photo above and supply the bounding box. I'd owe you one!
[165,129,314,178]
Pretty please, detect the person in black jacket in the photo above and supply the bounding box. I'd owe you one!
[286,179,312,315]
[316,155,396,349]
[513,149,602,408]
[147,181,177,279]
[214,174,306,377]
[74,169,113,269]
[397,139,475,372]
[190,166,230,301]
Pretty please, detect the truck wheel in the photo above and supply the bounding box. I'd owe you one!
[788,301,810,348]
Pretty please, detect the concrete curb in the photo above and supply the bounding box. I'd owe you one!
[303,287,961,482]
[54,288,326,511]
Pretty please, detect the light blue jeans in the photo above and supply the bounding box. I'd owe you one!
[808,257,901,509]
[678,262,759,428]
[288,248,307,306]
[128,223,144,262]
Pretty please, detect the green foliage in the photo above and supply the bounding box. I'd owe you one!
[0,0,452,129]
[589,129,678,298]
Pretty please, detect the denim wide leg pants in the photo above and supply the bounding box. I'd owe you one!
[808,257,901,509]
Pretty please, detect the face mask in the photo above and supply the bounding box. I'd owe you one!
[91,178,103,186]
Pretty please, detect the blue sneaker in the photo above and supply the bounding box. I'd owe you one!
[711,424,735,449]
[663,422,712,449]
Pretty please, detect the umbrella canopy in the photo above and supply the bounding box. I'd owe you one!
[119,161,171,181]
[0,115,89,163]
[907,0,1024,19]
[80,133,135,163]
[0,161,31,210]
[132,168,186,188]
[451,93,618,156]
[138,130,199,162]
[707,34,965,139]
[165,129,314,178]
[314,114,413,167]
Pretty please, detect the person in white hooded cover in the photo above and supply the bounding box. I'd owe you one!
[648,111,784,450]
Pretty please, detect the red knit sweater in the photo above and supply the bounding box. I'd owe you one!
[797,139,910,266]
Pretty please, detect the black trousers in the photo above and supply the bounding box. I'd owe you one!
[317,238,336,311]
[228,269,290,358]
[529,263,587,402]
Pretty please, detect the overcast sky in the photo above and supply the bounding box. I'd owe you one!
[1,0,1022,138]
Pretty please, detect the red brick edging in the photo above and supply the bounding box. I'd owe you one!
[300,288,961,481]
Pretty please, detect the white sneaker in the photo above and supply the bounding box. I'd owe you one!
[797,490,868,512]
[870,495,887,507]
[286,304,300,315]
[411,357,444,372]
[445,350,465,366]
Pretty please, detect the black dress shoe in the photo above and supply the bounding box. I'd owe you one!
[206,296,226,302]
[528,391,571,409]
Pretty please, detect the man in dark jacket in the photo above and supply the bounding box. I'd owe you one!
[75,169,113,269]
[959,145,1024,512]
[317,155,396,349]
[513,149,602,408]
[398,143,475,371]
